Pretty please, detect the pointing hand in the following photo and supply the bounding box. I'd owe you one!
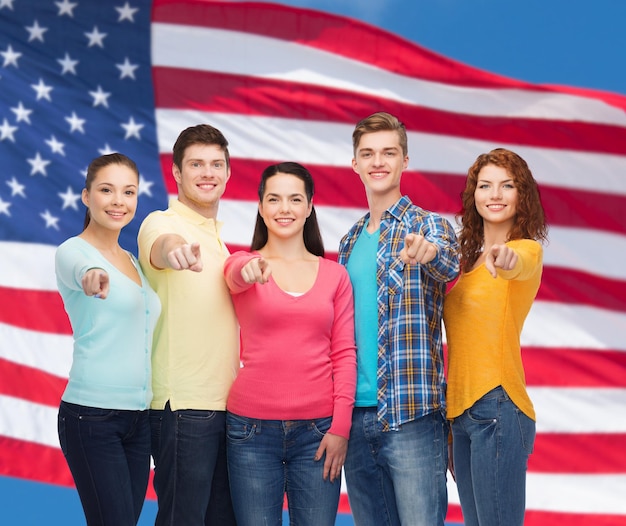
[241,257,272,284]
[484,244,518,278]
[167,242,203,272]
[399,233,437,265]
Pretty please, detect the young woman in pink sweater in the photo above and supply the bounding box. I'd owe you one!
[444,148,549,526]
[223,162,356,526]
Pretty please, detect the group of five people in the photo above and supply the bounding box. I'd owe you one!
[55,111,548,526]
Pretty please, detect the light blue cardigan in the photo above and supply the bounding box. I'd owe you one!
[55,237,161,410]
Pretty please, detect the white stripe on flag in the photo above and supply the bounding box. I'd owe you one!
[156,110,626,196]
[151,23,626,126]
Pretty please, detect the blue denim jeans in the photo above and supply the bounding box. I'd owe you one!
[344,408,448,526]
[150,402,235,526]
[57,401,150,526]
[226,412,341,526]
[451,386,536,526]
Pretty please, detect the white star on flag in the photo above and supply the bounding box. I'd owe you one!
[57,53,78,75]
[10,102,32,124]
[31,79,53,101]
[58,187,81,210]
[40,209,60,229]
[138,174,154,197]
[89,86,111,108]
[27,152,51,176]
[98,143,116,155]
[116,57,139,79]
[55,0,77,17]
[121,116,143,139]
[1,44,21,67]
[65,112,85,133]
[45,136,66,156]
[0,197,11,216]
[84,26,107,47]
[6,177,25,197]
[0,119,18,142]
[116,2,139,23]
[25,20,48,42]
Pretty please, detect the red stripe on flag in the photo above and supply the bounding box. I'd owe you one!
[0,437,73,487]
[160,156,626,236]
[152,0,518,88]
[0,437,157,499]
[0,359,66,407]
[523,348,626,388]
[153,67,626,156]
[531,433,626,473]
[0,286,70,335]
[539,267,626,313]
[524,509,626,526]
[448,505,626,526]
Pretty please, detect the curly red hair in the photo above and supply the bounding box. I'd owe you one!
[458,148,548,272]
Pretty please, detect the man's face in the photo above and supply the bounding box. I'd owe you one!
[352,130,408,198]
[173,143,231,217]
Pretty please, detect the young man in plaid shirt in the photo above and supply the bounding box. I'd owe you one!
[338,112,460,526]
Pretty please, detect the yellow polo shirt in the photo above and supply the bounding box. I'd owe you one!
[443,239,543,421]
[138,199,239,411]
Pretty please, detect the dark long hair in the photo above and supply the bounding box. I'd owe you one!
[250,162,325,257]
[83,153,139,230]
[458,148,548,272]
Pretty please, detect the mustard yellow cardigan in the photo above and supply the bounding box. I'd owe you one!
[443,239,543,421]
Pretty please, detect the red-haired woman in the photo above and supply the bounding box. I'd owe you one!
[444,148,548,526]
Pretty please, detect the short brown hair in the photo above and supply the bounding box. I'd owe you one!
[172,124,230,170]
[352,112,408,157]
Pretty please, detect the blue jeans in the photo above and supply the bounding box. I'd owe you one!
[57,401,150,526]
[226,412,341,526]
[150,402,235,526]
[344,408,448,526]
[451,386,536,526]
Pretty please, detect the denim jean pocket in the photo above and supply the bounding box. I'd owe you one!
[60,401,116,421]
[467,396,499,425]
[57,413,67,456]
[515,409,536,455]
[177,409,217,422]
[310,416,332,438]
[226,413,256,442]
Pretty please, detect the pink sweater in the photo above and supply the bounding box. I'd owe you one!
[224,251,357,439]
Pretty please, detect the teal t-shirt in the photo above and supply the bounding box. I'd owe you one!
[345,226,379,407]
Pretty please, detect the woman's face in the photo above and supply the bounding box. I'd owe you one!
[473,164,518,229]
[258,172,312,240]
[82,163,138,231]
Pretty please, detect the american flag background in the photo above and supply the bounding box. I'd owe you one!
[1,1,625,525]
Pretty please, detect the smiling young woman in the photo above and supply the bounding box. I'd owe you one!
[222,161,356,526]
[54,153,161,526]
[444,148,548,526]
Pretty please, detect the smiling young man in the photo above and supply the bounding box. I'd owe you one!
[137,124,239,526]
[338,112,460,526]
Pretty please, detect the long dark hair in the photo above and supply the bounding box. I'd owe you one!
[458,148,548,272]
[250,162,325,257]
[83,153,139,230]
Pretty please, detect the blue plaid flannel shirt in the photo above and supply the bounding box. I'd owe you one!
[338,196,460,431]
